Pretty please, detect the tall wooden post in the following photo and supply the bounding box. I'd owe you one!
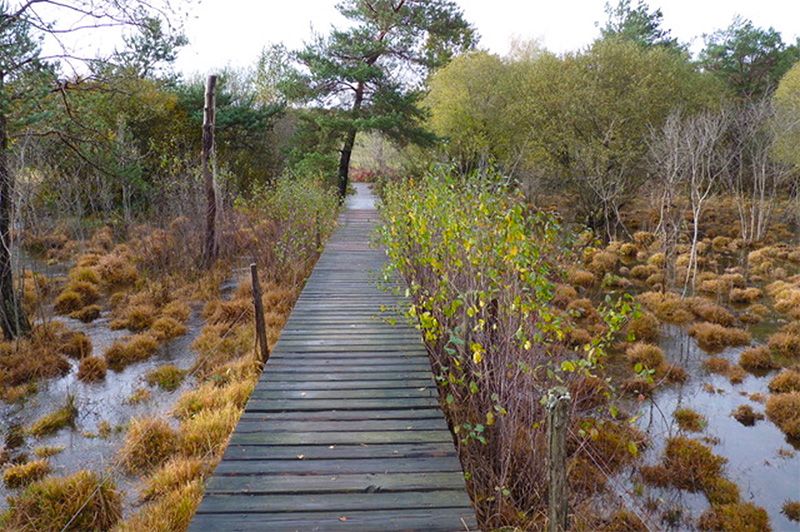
[250,263,269,364]
[202,74,218,267]
[547,386,570,532]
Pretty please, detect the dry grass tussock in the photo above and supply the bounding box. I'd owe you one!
[119,417,179,473]
[145,365,186,391]
[765,392,800,439]
[77,356,107,382]
[3,459,52,488]
[0,470,122,531]
[27,395,77,438]
[688,322,751,354]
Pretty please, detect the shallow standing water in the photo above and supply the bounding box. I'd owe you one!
[633,324,800,531]
[2,252,244,513]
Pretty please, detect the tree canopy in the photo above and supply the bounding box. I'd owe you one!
[700,16,800,99]
[290,0,475,197]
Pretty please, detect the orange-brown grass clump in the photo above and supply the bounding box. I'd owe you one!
[687,299,735,327]
[179,404,240,458]
[104,334,159,370]
[768,331,800,357]
[118,304,157,332]
[627,312,660,343]
[630,264,658,281]
[727,364,747,384]
[552,284,578,308]
[703,357,731,374]
[626,343,665,369]
[768,369,800,393]
[190,323,253,378]
[149,317,187,341]
[739,346,775,371]
[115,479,203,532]
[173,380,254,420]
[52,290,84,314]
[765,392,800,439]
[27,395,77,438]
[77,356,107,382]
[203,299,254,329]
[0,330,73,398]
[662,437,725,491]
[702,476,741,506]
[145,365,186,391]
[32,446,63,459]
[588,250,618,275]
[674,407,706,432]
[96,252,138,288]
[729,287,762,304]
[161,300,191,322]
[57,331,92,359]
[774,288,800,320]
[119,417,178,473]
[638,291,693,324]
[22,270,49,316]
[68,266,100,285]
[2,459,51,488]
[731,405,764,426]
[567,268,595,288]
[69,304,101,323]
[697,502,770,532]
[688,322,751,354]
[783,501,800,522]
[0,470,122,531]
[140,457,206,501]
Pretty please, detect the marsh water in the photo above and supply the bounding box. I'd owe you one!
[1,252,241,513]
[632,323,800,530]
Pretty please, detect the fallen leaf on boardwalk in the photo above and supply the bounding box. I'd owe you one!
[296,454,304,459]
[338,516,348,522]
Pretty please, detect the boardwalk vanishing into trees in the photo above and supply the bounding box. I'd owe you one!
[190,184,476,531]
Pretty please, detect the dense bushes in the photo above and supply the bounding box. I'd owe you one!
[380,170,638,528]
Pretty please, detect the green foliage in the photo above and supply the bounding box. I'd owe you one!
[290,0,475,193]
[426,39,722,236]
[600,0,682,51]
[775,61,800,168]
[700,16,800,99]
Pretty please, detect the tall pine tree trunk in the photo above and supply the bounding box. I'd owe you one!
[0,72,30,339]
[337,83,364,201]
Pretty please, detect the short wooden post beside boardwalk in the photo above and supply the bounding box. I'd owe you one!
[190,184,476,531]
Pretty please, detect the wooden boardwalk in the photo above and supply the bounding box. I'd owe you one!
[190,184,476,531]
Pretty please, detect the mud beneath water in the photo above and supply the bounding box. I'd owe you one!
[631,325,800,530]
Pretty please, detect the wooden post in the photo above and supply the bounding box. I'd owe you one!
[314,208,321,252]
[202,74,218,267]
[250,263,269,363]
[547,386,570,532]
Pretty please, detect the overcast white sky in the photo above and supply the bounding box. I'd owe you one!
[174,0,800,76]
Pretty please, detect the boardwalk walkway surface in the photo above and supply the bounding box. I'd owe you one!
[190,184,476,531]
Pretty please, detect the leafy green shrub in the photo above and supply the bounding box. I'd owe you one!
[379,169,636,528]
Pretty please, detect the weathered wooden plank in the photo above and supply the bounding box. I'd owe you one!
[233,418,447,432]
[229,430,453,445]
[253,380,435,391]
[195,490,471,513]
[220,443,457,461]
[245,398,440,411]
[213,457,464,475]
[190,510,475,532]
[204,471,467,494]
[257,371,434,382]
[238,408,445,422]
[248,389,437,400]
